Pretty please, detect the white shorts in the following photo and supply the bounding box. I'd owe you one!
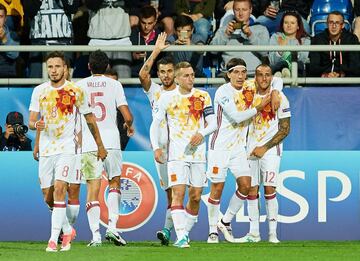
[250,147,281,187]
[207,148,251,183]
[168,161,207,188]
[82,149,122,181]
[39,154,77,189]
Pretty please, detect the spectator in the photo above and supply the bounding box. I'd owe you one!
[85,0,132,78]
[167,15,205,77]
[130,5,160,77]
[1,111,32,151]
[0,0,24,40]
[256,0,312,35]
[353,0,360,41]
[127,0,176,36]
[0,3,19,78]
[175,0,216,44]
[269,11,310,77]
[210,0,269,76]
[309,11,360,77]
[22,0,80,78]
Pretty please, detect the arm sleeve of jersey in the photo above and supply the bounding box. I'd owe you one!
[149,118,161,151]
[219,94,257,123]
[271,76,283,91]
[29,88,40,112]
[199,114,217,137]
[115,82,128,106]
[278,92,291,119]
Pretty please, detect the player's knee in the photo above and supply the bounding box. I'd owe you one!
[264,186,276,195]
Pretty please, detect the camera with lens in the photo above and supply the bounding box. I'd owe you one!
[12,124,28,136]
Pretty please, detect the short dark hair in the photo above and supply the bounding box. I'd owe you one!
[45,51,66,63]
[255,63,272,75]
[89,50,109,74]
[139,5,157,20]
[233,0,253,7]
[174,15,193,30]
[156,56,175,70]
[0,3,6,14]
[224,58,247,82]
[327,11,345,22]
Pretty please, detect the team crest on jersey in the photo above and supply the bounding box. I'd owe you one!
[99,162,158,231]
[56,88,76,114]
[188,95,204,120]
[242,89,254,108]
[261,103,275,121]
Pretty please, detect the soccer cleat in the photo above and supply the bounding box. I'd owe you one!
[207,233,219,244]
[173,235,190,248]
[233,233,261,243]
[45,240,58,252]
[87,240,102,247]
[217,220,234,243]
[156,228,171,246]
[268,233,280,244]
[105,230,127,246]
[60,227,76,251]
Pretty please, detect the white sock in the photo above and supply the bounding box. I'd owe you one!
[164,206,174,231]
[265,193,278,235]
[222,190,247,223]
[86,201,101,241]
[171,206,186,240]
[107,188,121,232]
[66,199,80,226]
[184,208,198,235]
[247,195,260,235]
[207,197,220,234]
[49,201,66,242]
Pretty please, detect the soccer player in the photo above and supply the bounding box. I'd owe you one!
[206,58,283,243]
[139,32,176,245]
[150,62,216,248]
[29,51,107,252]
[237,63,291,244]
[77,50,134,247]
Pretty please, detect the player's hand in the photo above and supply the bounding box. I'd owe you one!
[271,90,281,112]
[154,32,170,52]
[154,148,165,164]
[33,144,39,161]
[124,123,135,137]
[97,146,108,161]
[255,94,271,112]
[250,146,267,158]
[35,116,45,131]
[190,132,204,146]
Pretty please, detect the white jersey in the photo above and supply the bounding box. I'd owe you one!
[247,90,291,155]
[144,81,169,146]
[29,80,91,156]
[77,75,128,152]
[209,80,257,151]
[153,87,213,162]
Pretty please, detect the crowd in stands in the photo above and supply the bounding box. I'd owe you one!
[1,0,360,80]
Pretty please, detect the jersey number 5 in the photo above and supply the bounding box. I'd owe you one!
[91,92,106,122]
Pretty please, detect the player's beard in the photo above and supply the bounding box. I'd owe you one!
[50,72,65,84]
[163,78,174,88]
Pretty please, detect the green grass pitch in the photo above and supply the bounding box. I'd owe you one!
[1,241,360,261]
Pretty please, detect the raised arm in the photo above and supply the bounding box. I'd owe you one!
[139,32,170,91]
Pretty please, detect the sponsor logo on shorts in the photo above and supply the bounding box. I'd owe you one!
[99,162,158,232]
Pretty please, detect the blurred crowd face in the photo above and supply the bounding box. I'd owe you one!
[158,64,175,87]
[255,65,272,92]
[175,25,193,41]
[47,57,66,85]
[233,0,252,23]
[283,14,299,37]
[140,16,157,36]
[0,9,6,28]
[327,14,344,38]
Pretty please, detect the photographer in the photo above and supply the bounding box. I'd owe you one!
[1,111,32,151]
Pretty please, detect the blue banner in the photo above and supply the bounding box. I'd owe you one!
[1,87,360,151]
[0,151,359,241]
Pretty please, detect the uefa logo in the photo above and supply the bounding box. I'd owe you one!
[99,162,158,231]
